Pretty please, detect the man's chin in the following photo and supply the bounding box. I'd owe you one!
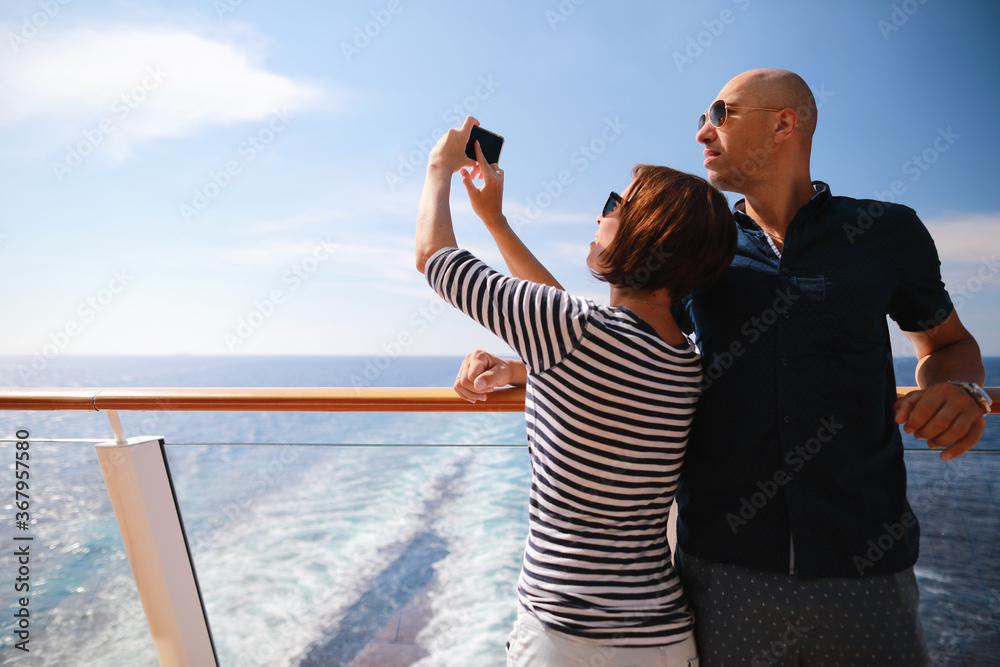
[705,169,745,195]
[705,170,730,191]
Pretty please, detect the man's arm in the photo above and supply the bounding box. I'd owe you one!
[895,309,987,460]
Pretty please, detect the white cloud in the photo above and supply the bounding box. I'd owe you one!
[925,214,1000,263]
[0,22,337,157]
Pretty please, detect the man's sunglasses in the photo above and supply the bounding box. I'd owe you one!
[698,99,784,130]
[602,191,622,217]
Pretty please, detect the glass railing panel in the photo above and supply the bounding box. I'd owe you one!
[900,417,1000,452]
[906,450,1000,663]
[167,445,1000,666]
[167,443,531,667]
[0,438,157,665]
[2,440,998,665]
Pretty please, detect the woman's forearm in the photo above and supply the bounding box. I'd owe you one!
[484,215,563,289]
[415,164,459,273]
[506,357,528,386]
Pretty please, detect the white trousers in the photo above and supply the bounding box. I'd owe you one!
[506,605,699,667]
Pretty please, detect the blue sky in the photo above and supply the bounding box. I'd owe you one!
[1,0,998,363]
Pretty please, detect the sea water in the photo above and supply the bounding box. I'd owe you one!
[0,356,997,666]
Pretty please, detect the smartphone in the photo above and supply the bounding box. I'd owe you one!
[465,125,504,165]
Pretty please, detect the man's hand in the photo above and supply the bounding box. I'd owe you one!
[454,350,522,403]
[894,381,987,460]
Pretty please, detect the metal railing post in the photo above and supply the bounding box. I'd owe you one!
[96,414,218,666]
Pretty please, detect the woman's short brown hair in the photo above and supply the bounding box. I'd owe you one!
[594,164,736,300]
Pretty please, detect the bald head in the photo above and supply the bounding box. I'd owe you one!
[722,69,817,148]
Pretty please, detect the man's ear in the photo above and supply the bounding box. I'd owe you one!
[772,108,798,145]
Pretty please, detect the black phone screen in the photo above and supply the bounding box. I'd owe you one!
[465,126,504,165]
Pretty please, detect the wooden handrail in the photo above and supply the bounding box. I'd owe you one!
[0,386,528,412]
[0,386,995,413]
[896,386,998,414]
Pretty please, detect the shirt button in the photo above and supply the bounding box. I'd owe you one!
[781,268,790,274]
[781,358,790,366]
[784,415,793,424]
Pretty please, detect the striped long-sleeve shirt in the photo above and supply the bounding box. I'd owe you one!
[426,247,701,646]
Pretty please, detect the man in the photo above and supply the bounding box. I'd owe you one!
[453,69,989,665]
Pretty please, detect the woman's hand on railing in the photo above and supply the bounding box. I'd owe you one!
[454,350,526,403]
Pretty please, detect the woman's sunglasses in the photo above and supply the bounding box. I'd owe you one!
[602,192,622,217]
[698,99,783,130]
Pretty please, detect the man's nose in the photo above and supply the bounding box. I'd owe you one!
[696,122,716,144]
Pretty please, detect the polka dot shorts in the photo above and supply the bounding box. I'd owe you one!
[677,550,932,666]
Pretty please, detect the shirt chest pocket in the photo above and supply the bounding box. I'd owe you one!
[782,275,828,315]
[780,274,860,349]
[784,272,889,353]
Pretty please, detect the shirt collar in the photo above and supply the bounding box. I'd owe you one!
[734,181,831,232]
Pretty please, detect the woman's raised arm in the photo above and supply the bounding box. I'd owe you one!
[415,117,478,273]
[460,158,564,289]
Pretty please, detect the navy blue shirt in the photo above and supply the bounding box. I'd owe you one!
[675,182,953,578]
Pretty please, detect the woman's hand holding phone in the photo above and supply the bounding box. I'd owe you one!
[460,139,505,227]
[427,116,479,174]
[425,114,505,227]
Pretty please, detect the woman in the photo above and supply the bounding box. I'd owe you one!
[416,116,735,667]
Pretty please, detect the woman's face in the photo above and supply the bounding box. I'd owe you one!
[586,181,631,272]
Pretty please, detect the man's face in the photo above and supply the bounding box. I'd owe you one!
[695,77,773,194]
